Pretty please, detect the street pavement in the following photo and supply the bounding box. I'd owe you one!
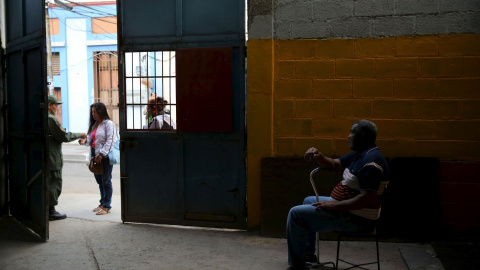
[0,141,446,270]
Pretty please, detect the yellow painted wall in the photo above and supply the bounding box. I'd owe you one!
[246,34,480,229]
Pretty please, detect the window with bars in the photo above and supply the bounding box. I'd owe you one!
[52,52,60,76]
[124,51,177,130]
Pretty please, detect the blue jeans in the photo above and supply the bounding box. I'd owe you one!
[92,148,113,209]
[286,196,375,267]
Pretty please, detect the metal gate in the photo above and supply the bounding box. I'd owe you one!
[4,0,49,240]
[118,0,246,229]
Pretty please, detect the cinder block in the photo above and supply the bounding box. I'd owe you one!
[313,118,352,137]
[419,57,463,77]
[395,0,439,15]
[276,40,316,60]
[276,137,294,156]
[295,138,333,157]
[334,138,351,157]
[273,21,291,40]
[416,140,460,160]
[372,16,415,38]
[396,36,439,57]
[291,20,330,39]
[296,60,335,79]
[439,0,480,13]
[313,0,354,20]
[295,99,333,118]
[461,100,480,119]
[440,161,480,183]
[354,38,396,58]
[394,78,436,98]
[416,14,463,36]
[334,99,373,118]
[353,79,393,98]
[248,39,273,65]
[436,120,480,140]
[330,17,372,38]
[376,58,418,78]
[313,79,352,98]
[458,141,480,161]
[248,72,272,92]
[274,79,312,99]
[393,120,436,139]
[336,59,376,78]
[463,57,480,77]
[376,139,415,157]
[439,34,480,56]
[354,0,395,16]
[315,39,354,59]
[275,118,312,136]
[247,98,272,156]
[276,61,296,79]
[274,100,294,120]
[439,182,461,203]
[275,1,312,21]
[438,78,480,98]
[372,119,394,139]
[416,100,460,119]
[373,100,416,118]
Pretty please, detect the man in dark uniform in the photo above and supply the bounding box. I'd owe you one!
[47,95,86,220]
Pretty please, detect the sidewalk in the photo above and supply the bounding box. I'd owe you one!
[63,141,90,163]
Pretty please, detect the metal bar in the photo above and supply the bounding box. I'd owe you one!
[27,170,42,188]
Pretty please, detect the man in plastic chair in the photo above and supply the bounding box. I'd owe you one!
[286,120,389,270]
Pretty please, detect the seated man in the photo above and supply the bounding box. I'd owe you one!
[286,120,389,270]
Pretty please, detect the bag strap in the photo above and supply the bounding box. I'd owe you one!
[104,120,118,153]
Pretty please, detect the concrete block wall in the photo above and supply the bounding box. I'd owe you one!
[269,0,480,39]
[246,0,480,236]
[272,35,480,160]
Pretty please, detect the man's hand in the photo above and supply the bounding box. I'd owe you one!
[80,133,87,139]
[78,139,86,145]
[312,200,337,210]
[304,147,321,163]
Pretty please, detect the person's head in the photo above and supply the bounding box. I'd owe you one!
[47,95,62,114]
[147,97,168,117]
[348,120,377,152]
[88,102,110,133]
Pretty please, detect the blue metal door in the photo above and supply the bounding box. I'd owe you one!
[118,0,246,229]
[4,0,49,240]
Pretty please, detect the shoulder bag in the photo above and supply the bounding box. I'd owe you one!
[89,157,103,174]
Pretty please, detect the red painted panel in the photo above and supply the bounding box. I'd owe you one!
[176,47,233,133]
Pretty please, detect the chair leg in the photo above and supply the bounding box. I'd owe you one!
[336,234,341,270]
[376,234,380,270]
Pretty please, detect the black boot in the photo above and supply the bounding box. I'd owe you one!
[49,207,67,221]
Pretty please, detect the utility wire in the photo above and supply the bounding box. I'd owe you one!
[50,9,117,39]
[62,0,116,16]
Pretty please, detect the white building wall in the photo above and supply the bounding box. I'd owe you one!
[66,18,89,132]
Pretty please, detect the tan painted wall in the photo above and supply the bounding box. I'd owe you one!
[246,34,480,229]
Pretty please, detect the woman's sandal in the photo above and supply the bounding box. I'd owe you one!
[93,205,103,212]
[96,208,111,215]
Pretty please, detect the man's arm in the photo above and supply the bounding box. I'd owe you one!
[312,190,377,211]
[304,147,342,173]
[49,116,86,142]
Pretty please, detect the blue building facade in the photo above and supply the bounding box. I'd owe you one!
[49,1,117,132]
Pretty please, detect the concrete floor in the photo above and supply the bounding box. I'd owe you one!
[0,142,446,269]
